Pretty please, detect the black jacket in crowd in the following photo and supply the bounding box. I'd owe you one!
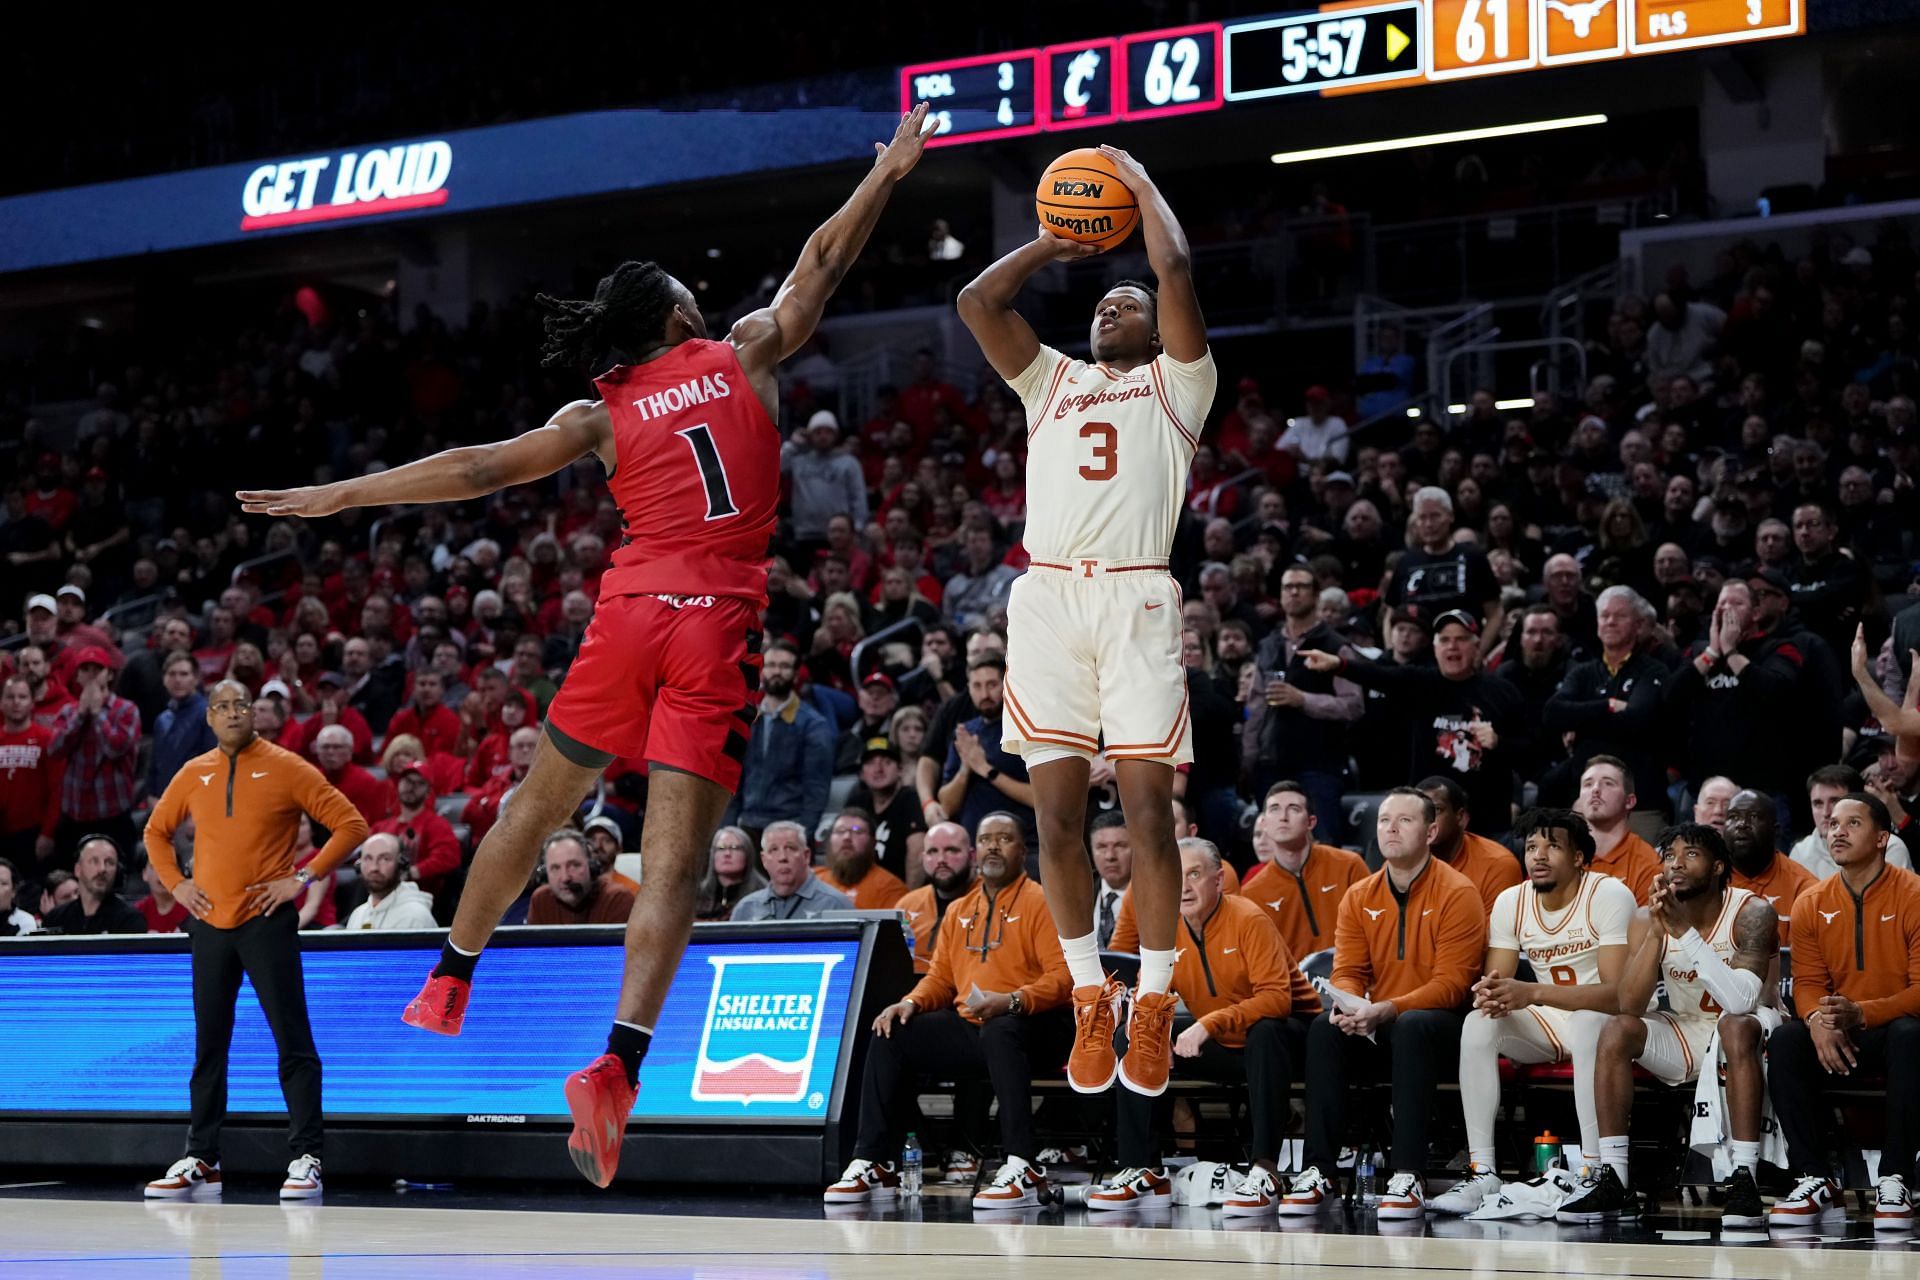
[1335,656,1530,834]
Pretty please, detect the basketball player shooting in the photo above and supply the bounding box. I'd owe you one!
[956,145,1214,1098]
[237,103,935,1188]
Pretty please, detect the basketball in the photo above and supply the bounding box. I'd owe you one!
[1035,148,1138,248]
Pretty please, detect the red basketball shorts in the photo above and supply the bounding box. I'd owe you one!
[545,593,763,792]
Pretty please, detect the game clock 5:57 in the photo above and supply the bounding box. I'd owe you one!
[1224,2,1423,101]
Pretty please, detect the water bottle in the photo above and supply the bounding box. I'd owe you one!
[902,1132,923,1197]
[1533,1130,1562,1175]
[1358,1150,1377,1207]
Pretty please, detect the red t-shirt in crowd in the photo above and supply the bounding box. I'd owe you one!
[387,702,462,758]
[139,896,191,933]
[0,722,60,837]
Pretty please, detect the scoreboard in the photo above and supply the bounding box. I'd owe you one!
[902,0,1803,145]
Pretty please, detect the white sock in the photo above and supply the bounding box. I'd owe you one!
[615,1019,654,1036]
[1728,1139,1759,1175]
[1137,946,1175,996]
[1060,932,1104,990]
[1599,1136,1630,1187]
[1457,1012,1503,1173]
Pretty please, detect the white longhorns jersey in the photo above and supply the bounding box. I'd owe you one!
[1005,344,1215,562]
[1660,886,1769,1022]
[1490,870,1636,989]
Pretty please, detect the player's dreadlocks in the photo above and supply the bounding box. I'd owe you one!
[536,260,681,373]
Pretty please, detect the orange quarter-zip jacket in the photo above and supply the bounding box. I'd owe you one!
[146,736,369,930]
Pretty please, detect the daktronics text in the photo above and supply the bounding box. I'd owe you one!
[240,140,452,231]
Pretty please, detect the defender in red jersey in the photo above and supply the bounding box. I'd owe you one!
[239,104,935,1188]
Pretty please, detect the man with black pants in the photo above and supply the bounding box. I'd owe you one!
[1086,838,1318,1216]
[824,813,1072,1212]
[140,680,368,1201]
[1767,793,1920,1231]
[1278,788,1487,1220]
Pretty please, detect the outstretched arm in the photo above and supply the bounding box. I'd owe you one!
[1852,625,1920,745]
[1096,145,1205,362]
[956,232,1098,380]
[731,105,935,377]
[239,400,608,519]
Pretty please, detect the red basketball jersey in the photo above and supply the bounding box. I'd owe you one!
[594,339,779,606]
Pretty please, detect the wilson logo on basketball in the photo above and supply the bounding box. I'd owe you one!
[1051,180,1105,198]
[240,139,452,232]
[1042,209,1115,237]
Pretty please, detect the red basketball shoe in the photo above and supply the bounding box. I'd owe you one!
[401,973,471,1036]
[564,1054,638,1188]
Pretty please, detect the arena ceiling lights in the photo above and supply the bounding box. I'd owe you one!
[1268,113,1608,165]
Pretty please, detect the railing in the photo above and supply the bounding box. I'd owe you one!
[100,592,167,635]
[1542,262,1619,349]
[229,549,296,588]
[1424,303,1498,412]
[1437,336,1589,427]
[367,509,422,557]
[227,549,300,609]
[848,617,927,689]
[1367,195,1663,311]
[1345,393,1437,444]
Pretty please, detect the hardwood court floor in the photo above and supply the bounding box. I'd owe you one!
[0,1182,1907,1279]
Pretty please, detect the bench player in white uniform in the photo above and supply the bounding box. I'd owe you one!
[957,144,1215,1103]
[1558,821,1781,1226]
[1431,808,1637,1216]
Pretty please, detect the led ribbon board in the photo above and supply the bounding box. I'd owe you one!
[900,2,1803,143]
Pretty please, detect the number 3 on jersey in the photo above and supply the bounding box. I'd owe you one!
[677,424,739,520]
[1079,420,1117,481]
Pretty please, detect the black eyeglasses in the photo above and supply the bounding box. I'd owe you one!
[962,906,1009,960]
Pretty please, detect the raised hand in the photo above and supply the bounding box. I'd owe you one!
[1034,226,1102,262]
[1096,144,1153,194]
[873,102,936,178]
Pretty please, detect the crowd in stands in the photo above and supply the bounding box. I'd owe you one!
[2,207,1918,1222]
[3,221,1917,913]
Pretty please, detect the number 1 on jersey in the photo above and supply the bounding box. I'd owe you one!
[677,424,739,520]
[1079,420,1117,481]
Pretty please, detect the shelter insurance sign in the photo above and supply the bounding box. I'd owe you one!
[240,140,452,230]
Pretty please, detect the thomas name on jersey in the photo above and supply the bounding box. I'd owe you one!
[631,370,733,421]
